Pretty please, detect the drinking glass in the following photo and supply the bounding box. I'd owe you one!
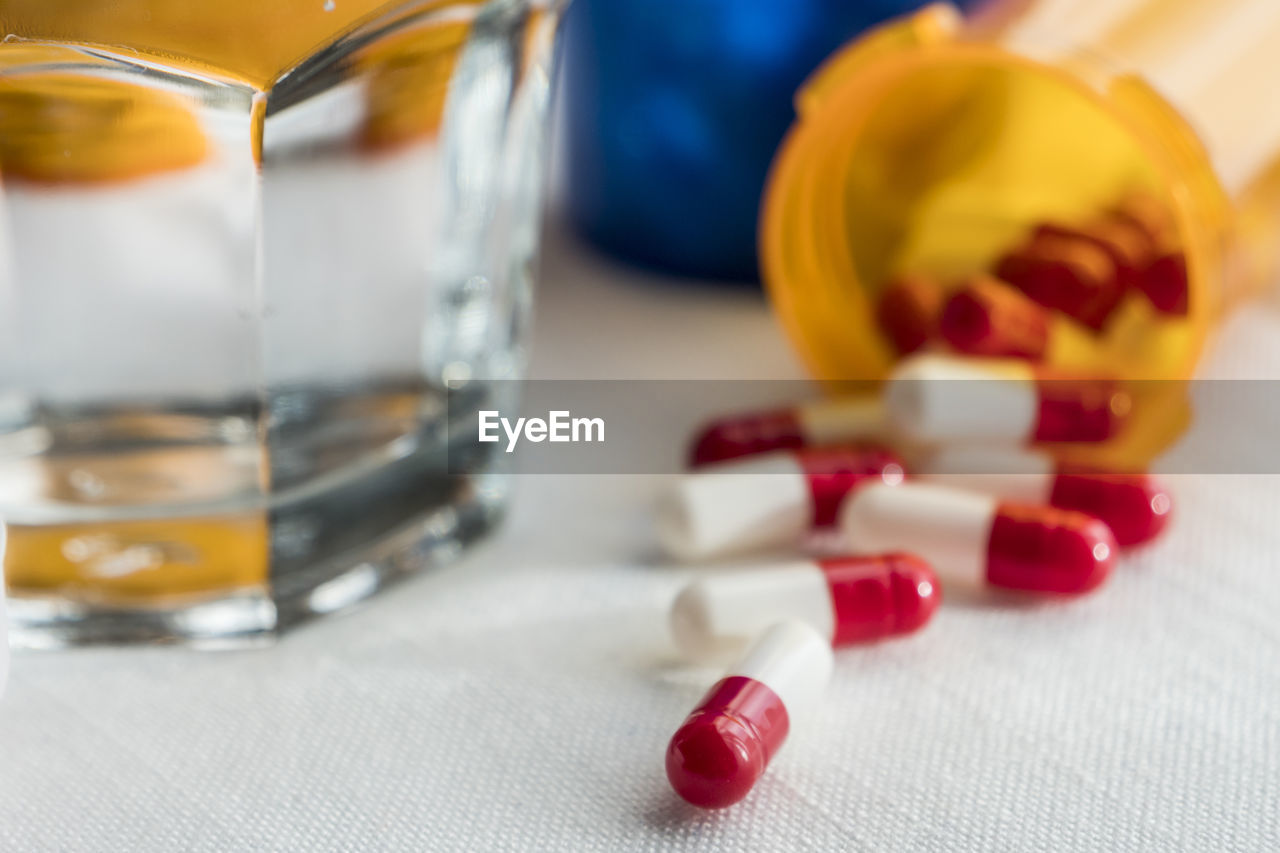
[0,0,563,646]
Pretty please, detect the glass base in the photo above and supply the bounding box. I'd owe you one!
[7,474,507,649]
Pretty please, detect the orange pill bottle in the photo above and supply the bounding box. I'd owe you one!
[761,1,1280,384]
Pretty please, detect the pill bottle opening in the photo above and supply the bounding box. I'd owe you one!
[762,41,1214,386]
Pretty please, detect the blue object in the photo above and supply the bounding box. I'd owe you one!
[561,0,978,282]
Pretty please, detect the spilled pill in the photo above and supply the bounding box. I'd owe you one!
[670,553,939,661]
[666,620,832,809]
[916,446,1172,547]
[658,445,904,561]
[887,354,1130,445]
[688,397,889,468]
[840,482,1115,594]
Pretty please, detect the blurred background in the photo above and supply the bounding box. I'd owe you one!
[3,1,1280,848]
[557,0,985,281]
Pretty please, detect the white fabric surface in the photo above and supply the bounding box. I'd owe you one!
[2,223,1279,851]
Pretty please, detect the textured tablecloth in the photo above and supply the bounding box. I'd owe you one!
[2,223,1278,852]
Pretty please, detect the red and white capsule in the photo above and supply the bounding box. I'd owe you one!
[916,446,1172,547]
[670,553,939,661]
[840,482,1115,594]
[666,620,833,809]
[886,354,1130,445]
[657,445,904,561]
[687,397,889,467]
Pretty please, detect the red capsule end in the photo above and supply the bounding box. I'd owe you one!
[819,553,939,645]
[797,445,905,528]
[1139,252,1188,315]
[666,676,789,809]
[1050,471,1173,547]
[889,554,942,633]
[939,276,1050,360]
[688,410,805,468]
[1032,373,1130,443]
[876,275,944,355]
[986,503,1116,594]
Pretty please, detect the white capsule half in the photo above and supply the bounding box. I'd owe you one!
[656,453,810,561]
[840,482,997,586]
[795,396,891,446]
[886,354,1038,444]
[670,562,834,661]
[727,620,833,727]
[915,446,1056,505]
